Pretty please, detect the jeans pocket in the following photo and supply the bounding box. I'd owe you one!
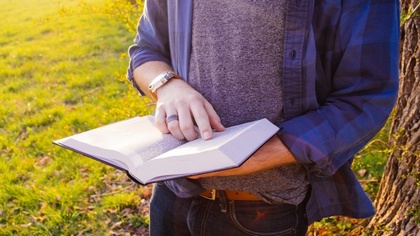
[228,201,298,236]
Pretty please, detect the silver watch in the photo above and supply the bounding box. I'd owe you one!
[148,72,180,98]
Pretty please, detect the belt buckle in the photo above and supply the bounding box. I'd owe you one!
[202,189,217,200]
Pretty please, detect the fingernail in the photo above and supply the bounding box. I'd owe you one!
[203,131,211,140]
[219,121,225,129]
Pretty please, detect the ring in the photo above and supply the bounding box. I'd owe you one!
[166,114,178,124]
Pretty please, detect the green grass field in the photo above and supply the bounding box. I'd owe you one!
[0,0,153,235]
[0,0,390,235]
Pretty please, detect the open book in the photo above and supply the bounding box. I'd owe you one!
[53,115,279,185]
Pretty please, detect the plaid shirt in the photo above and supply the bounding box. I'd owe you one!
[127,0,400,224]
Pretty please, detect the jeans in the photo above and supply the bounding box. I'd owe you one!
[150,183,308,236]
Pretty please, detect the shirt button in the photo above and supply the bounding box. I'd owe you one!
[289,98,295,105]
[290,50,297,60]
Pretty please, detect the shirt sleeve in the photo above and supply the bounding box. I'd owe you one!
[278,1,400,177]
[126,0,172,95]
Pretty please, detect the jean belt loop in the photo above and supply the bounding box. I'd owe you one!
[217,190,228,213]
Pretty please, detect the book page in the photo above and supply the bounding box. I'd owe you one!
[55,116,279,184]
[155,121,251,159]
[135,119,280,183]
[217,119,279,164]
[58,116,185,169]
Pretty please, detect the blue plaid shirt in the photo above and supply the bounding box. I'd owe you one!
[127,0,400,224]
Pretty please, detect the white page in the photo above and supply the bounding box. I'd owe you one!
[155,121,251,159]
[55,116,279,184]
[58,116,185,168]
[135,119,279,182]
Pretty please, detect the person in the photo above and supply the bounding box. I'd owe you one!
[127,1,400,235]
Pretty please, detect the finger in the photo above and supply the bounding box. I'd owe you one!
[154,108,169,134]
[166,118,185,140]
[190,102,213,140]
[204,101,225,132]
[161,108,185,140]
[177,106,199,141]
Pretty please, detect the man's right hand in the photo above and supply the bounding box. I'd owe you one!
[154,78,225,141]
[133,61,224,141]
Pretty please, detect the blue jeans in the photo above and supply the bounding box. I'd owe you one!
[150,183,308,236]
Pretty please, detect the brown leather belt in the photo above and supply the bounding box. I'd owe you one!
[200,189,261,201]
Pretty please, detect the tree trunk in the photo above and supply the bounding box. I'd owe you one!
[366,1,420,235]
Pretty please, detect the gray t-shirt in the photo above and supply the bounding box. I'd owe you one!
[188,0,308,205]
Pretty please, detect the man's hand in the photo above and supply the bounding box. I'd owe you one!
[133,61,225,141]
[189,135,297,179]
[154,79,225,141]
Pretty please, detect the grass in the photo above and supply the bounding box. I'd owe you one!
[0,0,153,235]
[0,0,390,235]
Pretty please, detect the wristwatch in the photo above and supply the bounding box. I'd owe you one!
[148,71,181,100]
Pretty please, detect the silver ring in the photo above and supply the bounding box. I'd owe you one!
[166,114,178,124]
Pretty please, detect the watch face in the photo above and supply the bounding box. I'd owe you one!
[149,72,180,95]
[165,72,174,79]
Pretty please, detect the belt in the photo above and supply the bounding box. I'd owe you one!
[200,189,261,201]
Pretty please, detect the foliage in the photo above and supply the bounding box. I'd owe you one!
[55,0,144,33]
[401,3,420,26]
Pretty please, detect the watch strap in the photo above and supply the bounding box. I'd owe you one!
[148,71,180,100]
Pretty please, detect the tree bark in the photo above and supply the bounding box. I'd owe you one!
[366,0,420,235]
